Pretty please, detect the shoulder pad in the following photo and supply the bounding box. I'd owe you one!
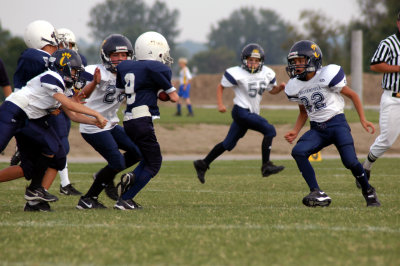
[318,64,345,88]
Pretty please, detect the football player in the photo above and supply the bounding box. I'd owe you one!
[43,27,88,196]
[114,31,179,210]
[193,43,285,184]
[283,40,380,207]
[9,20,59,167]
[0,49,107,211]
[76,34,142,209]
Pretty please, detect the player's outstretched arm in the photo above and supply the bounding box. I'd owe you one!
[284,105,308,144]
[340,86,375,134]
[216,84,226,113]
[269,82,286,95]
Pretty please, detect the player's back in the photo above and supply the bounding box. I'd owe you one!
[116,60,173,116]
[13,48,50,90]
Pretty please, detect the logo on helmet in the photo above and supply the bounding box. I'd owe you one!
[311,44,320,58]
[59,52,72,66]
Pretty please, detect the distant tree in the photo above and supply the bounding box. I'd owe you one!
[0,23,25,99]
[350,0,400,71]
[207,7,290,65]
[291,10,348,70]
[88,0,180,52]
[190,47,236,74]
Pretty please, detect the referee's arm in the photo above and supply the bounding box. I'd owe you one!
[370,62,400,73]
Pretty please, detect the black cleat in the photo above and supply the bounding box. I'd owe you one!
[24,201,52,212]
[114,198,142,210]
[25,187,58,202]
[10,149,21,166]
[105,181,119,201]
[261,161,285,177]
[116,172,135,198]
[60,184,82,196]
[362,186,381,207]
[356,168,370,189]
[302,189,331,207]
[76,196,107,209]
[193,160,209,184]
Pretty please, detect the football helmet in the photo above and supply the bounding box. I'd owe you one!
[134,31,173,66]
[24,20,58,49]
[286,40,323,80]
[241,43,265,73]
[49,49,84,89]
[58,28,78,51]
[101,34,133,73]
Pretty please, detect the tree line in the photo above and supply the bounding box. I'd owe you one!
[0,0,399,99]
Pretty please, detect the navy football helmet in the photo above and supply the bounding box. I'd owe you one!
[49,49,84,89]
[241,43,265,73]
[286,40,323,80]
[101,34,133,73]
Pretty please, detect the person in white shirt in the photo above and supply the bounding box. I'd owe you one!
[284,40,380,207]
[193,43,285,184]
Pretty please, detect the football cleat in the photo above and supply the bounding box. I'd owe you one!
[302,189,331,207]
[114,198,142,210]
[193,159,209,184]
[116,172,135,198]
[60,184,82,196]
[24,187,58,202]
[24,201,52,212]
[356,168,370,189]
[362,186,381,207]
[261,161,285,177]
[76,196,107,209]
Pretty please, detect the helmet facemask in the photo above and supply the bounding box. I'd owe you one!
[241,44,265,73]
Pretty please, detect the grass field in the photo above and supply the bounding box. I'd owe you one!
[0,158,399,265]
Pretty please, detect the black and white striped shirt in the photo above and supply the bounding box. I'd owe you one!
[371,32,400,92]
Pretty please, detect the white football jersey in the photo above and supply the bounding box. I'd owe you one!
[80,64,126,134]
[179,66,192,85]
[285,64,346,123]
[6,70,68,119]
[221,65,277,114]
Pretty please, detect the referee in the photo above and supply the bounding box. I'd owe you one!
[361,10,400,185]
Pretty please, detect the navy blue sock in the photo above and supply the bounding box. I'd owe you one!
[187,104,193,114]
[293,154,319,190]
[177,104,181,114]
[351,163,370,190]
[122,169,152,200]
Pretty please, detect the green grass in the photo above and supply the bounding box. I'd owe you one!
[0,158,399,265]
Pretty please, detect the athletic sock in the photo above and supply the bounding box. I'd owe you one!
[86,166,118,198]
[187,104,193,114]
[177,104,181,114]
[59,162,70,187]
[261,136,273,164]
[204,142,226,166]
[363,152,377,170]
[292,154,319,190]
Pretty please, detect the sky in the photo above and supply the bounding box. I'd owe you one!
[0,0,360,44]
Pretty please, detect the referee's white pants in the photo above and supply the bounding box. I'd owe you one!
[369,90,400,158]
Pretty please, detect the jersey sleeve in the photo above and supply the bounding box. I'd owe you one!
[40,73,66,96]
[220,67,237,88]
[149,63,175,92]
[319,64,346,93]
[0,59,10,86]
[284,79,301,103]
[264,66,277,91]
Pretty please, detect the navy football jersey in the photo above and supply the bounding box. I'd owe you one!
[13,48,51,90]
[116,60,174,116]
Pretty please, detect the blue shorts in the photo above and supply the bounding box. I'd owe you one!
[178,84,191,99]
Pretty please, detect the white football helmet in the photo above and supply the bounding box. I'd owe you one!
[134,31,173,65]
[24,20,58,49]
[58,28,78,51]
